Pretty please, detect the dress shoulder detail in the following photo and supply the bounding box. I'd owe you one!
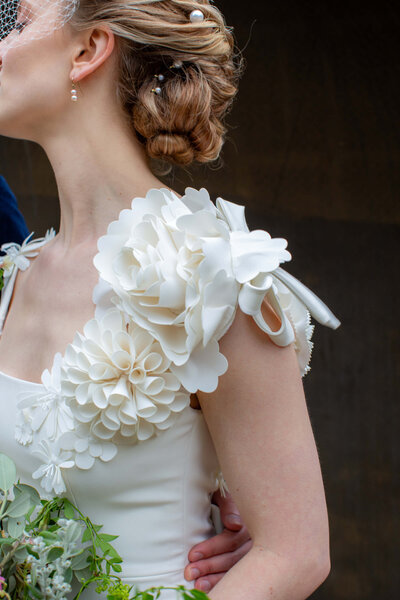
[0,229,56,334]
[13,187,341,496]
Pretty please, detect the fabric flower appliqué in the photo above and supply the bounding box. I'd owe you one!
[31,439,74,495]
[15,353,75,446]
[93,187,292,392]
[60,308,190,444]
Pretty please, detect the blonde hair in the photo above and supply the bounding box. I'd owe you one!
[70,0,245,174]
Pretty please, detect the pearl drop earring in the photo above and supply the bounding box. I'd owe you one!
[71,78,78,102]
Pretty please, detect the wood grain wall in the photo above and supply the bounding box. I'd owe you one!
[0,1,398,598]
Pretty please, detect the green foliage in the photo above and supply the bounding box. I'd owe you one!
[0,267,4,292]
[0,455,210,600]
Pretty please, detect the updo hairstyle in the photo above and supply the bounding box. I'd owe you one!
[69,0,245,172]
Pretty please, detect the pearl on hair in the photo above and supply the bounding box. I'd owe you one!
[189,9,204,23]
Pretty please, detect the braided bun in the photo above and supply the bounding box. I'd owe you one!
[70,1,245,172]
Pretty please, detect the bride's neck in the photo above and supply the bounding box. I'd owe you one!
[40,109,166,250]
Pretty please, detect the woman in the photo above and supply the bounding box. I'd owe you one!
[0,1,340,598]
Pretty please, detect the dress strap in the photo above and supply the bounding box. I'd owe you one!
[0,229,56,334]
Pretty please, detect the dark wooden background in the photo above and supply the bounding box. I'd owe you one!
[0,1,398,598]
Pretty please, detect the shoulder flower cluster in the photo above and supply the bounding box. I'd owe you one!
[13,187,340,495]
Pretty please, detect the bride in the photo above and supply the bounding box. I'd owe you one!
[0,1,340,598]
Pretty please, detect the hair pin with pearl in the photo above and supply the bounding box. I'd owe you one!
[151,73,165,96]
[189,9,205,23]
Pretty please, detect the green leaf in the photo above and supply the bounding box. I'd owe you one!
[188,591,210,599]
[26,583,44,599]
[7,516,25,538]
[81,526,96,543]
[14,545,28,561]
[64,567,73,583]
[98,539,112,553]
[111,564,122,573]
[70,550,90,571]
[99,533,118,542]
[62,499,76,519]
[14,483,41,508]
[47,546,64,562]
[73,566,93,582]
[6,489,32,517]
[0,453,17,492]
[39,530,59,542]
[7,575,16,593]
[0,537,14,545]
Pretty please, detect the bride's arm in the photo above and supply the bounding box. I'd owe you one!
[197,304,331,600]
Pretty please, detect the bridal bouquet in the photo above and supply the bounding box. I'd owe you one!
[0,454,209,600]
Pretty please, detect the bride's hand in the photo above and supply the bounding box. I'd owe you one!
[184,490,253,593]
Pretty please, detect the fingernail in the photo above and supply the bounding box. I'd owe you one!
[226,514,242,526]
[191,552,203,561]
[199,580,211,593]
[190,568,200,580]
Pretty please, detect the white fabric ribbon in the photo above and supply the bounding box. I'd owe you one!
[216,196,341,347]
[0,229,56,334]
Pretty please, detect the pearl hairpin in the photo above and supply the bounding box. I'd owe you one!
[189,9,205,23]
[151,73,165,95]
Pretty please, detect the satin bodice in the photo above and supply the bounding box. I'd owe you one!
[0,370,219,597]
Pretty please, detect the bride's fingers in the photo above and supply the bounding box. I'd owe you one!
[187,526,251,563]
[211,490,243,531]
[185,538,253,582]
[194,573,225,594]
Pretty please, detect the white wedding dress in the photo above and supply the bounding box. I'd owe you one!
[0,187,340,598]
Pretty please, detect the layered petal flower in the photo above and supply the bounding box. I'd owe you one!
[93,187,293,391]
[60,308,190,443]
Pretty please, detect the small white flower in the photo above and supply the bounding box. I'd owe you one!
[32,439,74,495]
[16,353,74,443]
[15,406,33,445]
[58,424,117,470]
[1,229,56,274]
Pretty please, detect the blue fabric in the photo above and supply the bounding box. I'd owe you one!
[0,175,30,247]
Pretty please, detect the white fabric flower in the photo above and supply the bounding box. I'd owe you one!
[0,229,55,273]
[58,424,117,470]
[15,408,33,446]
[32,439,74,495]
[93,187,291,392]
[60,308,190,443]
[15,353,75,445]
[0,229,56,334]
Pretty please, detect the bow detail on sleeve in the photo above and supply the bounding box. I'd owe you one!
[216,196,341,369]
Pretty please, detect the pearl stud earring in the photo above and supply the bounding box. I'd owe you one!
[71,78,78,102]
[189,9,205,23]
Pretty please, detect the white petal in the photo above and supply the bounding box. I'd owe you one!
[75,452,96,470]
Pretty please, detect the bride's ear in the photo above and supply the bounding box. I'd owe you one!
[69,25,115,83]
